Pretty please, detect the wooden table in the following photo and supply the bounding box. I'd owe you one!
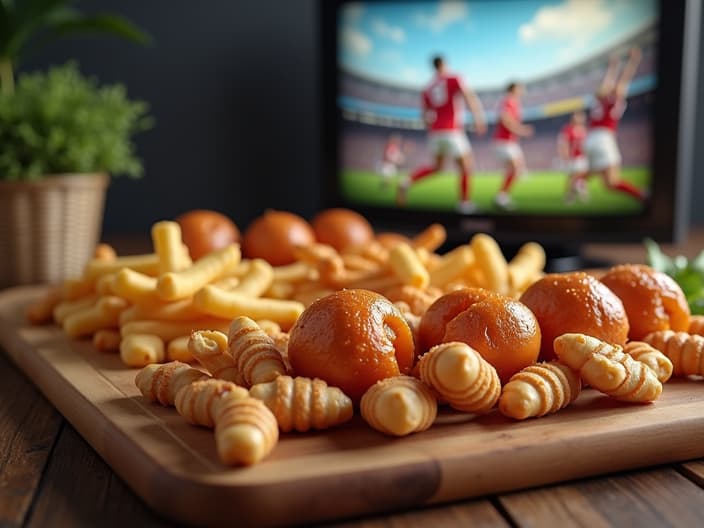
[2,229,704,527]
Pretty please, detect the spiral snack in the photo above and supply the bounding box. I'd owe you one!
[499,362,581,420]
[417,342,501,414]
[135,361,209,406]
[553,333,662,402]
[228,316,287,387]
[215,395,279,466]
[643,330,704,377]
[689,315,704,336]
[360,375,436,437]
[175,378,248,427]
[249,376,353,432]
[188,330,242,384]
[623,341,673,383]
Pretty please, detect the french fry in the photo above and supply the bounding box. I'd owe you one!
[84,253,161,279]
[429,245,475,287]
[156,244,241,301]
[388,243,430,289]
[508,242,546,294]
[166,335,194,362]
[93,329,122,353]
[25,286,63,325]
[63,296,128,339]
[121,318,232,342]
[53,296,99,325]
[112,268,160,304]
[471,233,509,295]
[120,334,165,367]
[152,221,187,274]
[232,259,274,297]
[193,285,304,330]
[412,224,446,252]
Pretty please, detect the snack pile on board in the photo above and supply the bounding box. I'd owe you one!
[24,209,703,466]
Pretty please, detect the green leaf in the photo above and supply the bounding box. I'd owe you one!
[691,249,704,274]
[644,238,673,273]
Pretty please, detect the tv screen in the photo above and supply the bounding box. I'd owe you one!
[321,0,699,251]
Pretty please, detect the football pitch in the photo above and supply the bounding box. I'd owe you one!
[340,168,650,215]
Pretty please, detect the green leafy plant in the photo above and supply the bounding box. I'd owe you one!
[645,238,704,315]
[0,62,152,179]
[0,0,150,96]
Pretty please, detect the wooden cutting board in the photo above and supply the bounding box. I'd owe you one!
[1,285,703,527]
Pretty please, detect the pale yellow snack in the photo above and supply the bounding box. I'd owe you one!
[112,268,160,304]
[166,335,195,362]
[689,315,704,336]
[360,375,436,437]
[53,296,99,325]
[412,223,446,252]
[95,272,118,295]
[623,341,673,383]
[271,261,317,284]
[210,276,241,291]
[341,253,380,273]
[92,329,122,353]
[344,272,400,292]
[383,285,441,316]
[554,333,662,402]
[429,245,475,288]
[156,244,241,301]
[643,330,704,377]
[228,316,287,387]
[388,243,430,289]
[418,341,501,414]
[94,243,117,261]
[249,376,353,433]
[126,298,204,322]
[291,285,336,308]
[174,378,247,427]
[264,280,295,300]
[507,242,546,294]
[120,333,165,367]
[215,395,279,466]
[188,330,242,384]
[292,242,339,266]
[121,318,231,342]
[25,286,63,325]
[316,255,383,290]
[61,277,95,301]
[135,361,208,406]
[84,253,161,279]
[193,285,304,330]
[63,296,128,339]
[499,362,581,420]
[470,233,509,295]
[231,258,274,297]
[152,221,187,274]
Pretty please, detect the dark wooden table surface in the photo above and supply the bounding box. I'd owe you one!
[2,229,704,527]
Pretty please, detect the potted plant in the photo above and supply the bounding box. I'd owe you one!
[0,0,151,287]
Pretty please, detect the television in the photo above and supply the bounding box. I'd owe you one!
[319,0,701,268]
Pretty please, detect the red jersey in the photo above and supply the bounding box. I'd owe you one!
[494,95,521,141]
[422,74,464,131]
[589,94,625,131]
[383,142,402,164]
[560,123,586,158]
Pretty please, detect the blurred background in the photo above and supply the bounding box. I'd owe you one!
[18,0,704,235]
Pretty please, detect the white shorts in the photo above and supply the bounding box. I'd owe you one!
[568,155,588,174]
[428,130,471,158]
[494,140,524,164]
[377,161,398,177]
[584,128,621,171]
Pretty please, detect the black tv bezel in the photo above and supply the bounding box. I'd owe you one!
[319,0,700,247]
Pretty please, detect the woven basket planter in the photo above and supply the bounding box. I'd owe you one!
[0,173,109,288]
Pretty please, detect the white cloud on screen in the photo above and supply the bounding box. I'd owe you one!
[342,26,372,56]
[518,0,612,44]
[415,0,469,32]
[372,18,406,43]
[401,67,423,83]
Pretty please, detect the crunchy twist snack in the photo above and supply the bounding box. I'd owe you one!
[554,333,662,402]
[499,362,581,420]
[174,378,248,427]
[689,315,704,336]
[120,333,165,367]
[412,223,446,252]
[360,375,436,437]
[228,316,287,387]
[135,361,208,406]
[623,341,673,383]
[188,330,242,383]
[388,243,430,289]
[470,233,509,295]
[215,395,279,466]
[249,376,353,432]
[643,330,704,377]
[417,342,501,414]
[428,245,475,288]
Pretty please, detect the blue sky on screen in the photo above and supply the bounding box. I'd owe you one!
[338,0,657,89]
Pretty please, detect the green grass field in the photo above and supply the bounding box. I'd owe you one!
[341,167,650,215]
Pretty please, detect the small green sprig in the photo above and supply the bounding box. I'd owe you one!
[644,238,704,315]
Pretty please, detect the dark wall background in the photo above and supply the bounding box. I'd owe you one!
[19,0,704,235]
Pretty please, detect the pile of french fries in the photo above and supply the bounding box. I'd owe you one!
[26,220,546,368]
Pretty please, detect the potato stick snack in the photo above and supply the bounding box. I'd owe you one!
[188,330,242,383]
[84,253,161,279]
[508,242,546,293]
[152,221,186,274]
[157,244,241,301]
[210,276,240,291]
[26,286,63,325]
[95,272,118,295]
[112,268,160,304]
[341,254,380,273]
[61,277,95,300]
[271,261,317,284]
[264,281,295,300]
[193,285,304,330]
[53,296,99,325]
[471,233,509,295]
[93,329,122,353]
[63,296,128,339]
[429,245,475,288]
[412,223,446,252]
[388,243,430,289]
[128,298,204,322]
[232,259,274,297]
[94,243,117,261]
[347,273,401,293]
[166,336,195,363]
[121,318,231,342]
[292,243,339,265]
[120,334,165,367]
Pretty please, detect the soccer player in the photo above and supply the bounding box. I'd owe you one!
[396,55,486,214]
[559,110,589,204]
[583,47,645,201]
[493,82,534,210]
[376,133,405,187]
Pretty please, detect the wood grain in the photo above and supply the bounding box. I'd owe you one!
[0,353,62,528]
[498,467,704,528]
[679,460,704,488]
